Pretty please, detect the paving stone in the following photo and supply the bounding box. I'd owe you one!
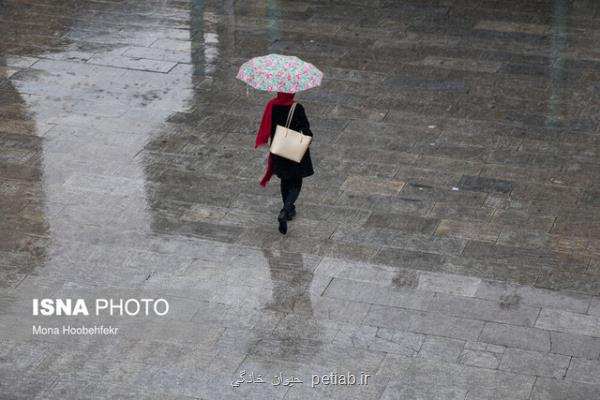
[484,343,506,354]
[395,167,462,189]
[364,305,484,341]
[421,56,502,73]
[249,338,386,372]
[463,241,589,272]
[428,293,540,327]
[435,219,501,242]
[480,163,553,186]
[499,348,571,378]
[535,269,600,296]
[439,256,541,285]
[285,373,389,400]
[496,228,554,249]
[87,54,177,72]
[340,175,405,196]
[550,331,600,360]
[382,358,535,400]
[480,322,551,353]
[301,204,371,225]
[318,241,379,262]
[380,383,467,400]
[273,314,342,342]
[458,175,513,194]
[427,203,494,222]
[475,20,550,35]
[530,377,600,400]
[417,336,464,363]
[552,220,600,240]
[565,356,600,384]
[535,309,600,337]
[122,46,192,64]
[0,370,57,400]
[415,155,483,175]
[458,348,502,369]
[335,192,434,216]
[589,296,600,316]
[323,278,434,310]
[333,325,424,356]
[580,190,600,208]
[372,248,446,272]
[333,225,466,255]
[401,183,489,207]
[416,271,481,297]
[475,280,591,314]
[364,212,439,235]
[313,257,397,285]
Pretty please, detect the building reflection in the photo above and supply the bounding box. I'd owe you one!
[547,0,568,127]
[0,3,52,287]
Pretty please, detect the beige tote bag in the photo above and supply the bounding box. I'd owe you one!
[270,103,312,163]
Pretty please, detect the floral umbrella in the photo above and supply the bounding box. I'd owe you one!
[237,54,323,93]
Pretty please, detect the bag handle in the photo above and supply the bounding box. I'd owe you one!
[285,102,297,129]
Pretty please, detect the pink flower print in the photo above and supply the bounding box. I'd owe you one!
[267,85,273,91]
[277,82,285,90]
[287,74,291,81]
[266,72,273,79]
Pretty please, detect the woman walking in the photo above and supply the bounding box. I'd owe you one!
[255,92,314,234]
[236,54,322,234]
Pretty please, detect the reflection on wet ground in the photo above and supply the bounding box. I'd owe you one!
[1,0,600,399]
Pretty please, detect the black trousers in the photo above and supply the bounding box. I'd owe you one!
[280,177,302,213]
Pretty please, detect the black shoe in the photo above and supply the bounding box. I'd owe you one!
[287,208,296,221]
[278,210,288,234]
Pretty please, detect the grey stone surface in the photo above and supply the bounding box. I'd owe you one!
[458,175,513,194]
[588,296,600,316]
[530,377,600,400]
[364,305,484,341]
[535,309,600,337]
[458,348,502,369]
[498,348,571,379]
[2,0,600,398]
[417,336,464,363]
[480,322,551,353]
[323,278,434,310]
[380,358,535,400]
[475,280,592,314]
[566,357,600,384]
[416,271,481,297]
[435,219,502,242]
[427,293,540,327]
[550,331,600,360]
[333,325,424,356]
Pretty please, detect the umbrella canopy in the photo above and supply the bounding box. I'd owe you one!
[237,54,323,93]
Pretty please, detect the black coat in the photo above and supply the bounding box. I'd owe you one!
[270,103,314,179]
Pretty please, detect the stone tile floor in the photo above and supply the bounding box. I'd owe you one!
[1,0,600,399]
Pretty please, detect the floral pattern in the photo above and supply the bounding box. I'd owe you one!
[237,54,323,93]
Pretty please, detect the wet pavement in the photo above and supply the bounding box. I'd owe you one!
[2,0,600,399]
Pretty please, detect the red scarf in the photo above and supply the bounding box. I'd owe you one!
[255,92,295,186]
